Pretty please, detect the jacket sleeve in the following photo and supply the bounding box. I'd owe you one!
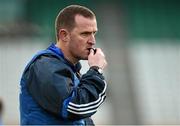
[26,56,107,120]
[65,69,107,120]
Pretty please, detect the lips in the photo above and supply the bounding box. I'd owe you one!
[86,48,97,55]
[86,48,93,55]
[87,47,94,51]
[87,48,92,52]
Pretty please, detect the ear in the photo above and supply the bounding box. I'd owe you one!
[58,29,70,42]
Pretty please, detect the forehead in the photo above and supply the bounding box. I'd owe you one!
[74,14,97,31]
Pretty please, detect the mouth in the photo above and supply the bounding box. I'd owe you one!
[87,47,96,54]
[87,47,95,52]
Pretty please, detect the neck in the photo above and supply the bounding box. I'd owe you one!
[55,42,78,65]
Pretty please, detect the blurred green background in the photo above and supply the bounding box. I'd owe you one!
[0,0,180,124]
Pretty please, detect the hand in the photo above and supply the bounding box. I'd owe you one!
[88,48,107,70]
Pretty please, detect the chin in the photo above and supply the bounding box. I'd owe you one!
[79,55,88,60]
[81,57,88,60]
[77,52,89,60]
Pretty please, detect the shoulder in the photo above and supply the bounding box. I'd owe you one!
[35,54,70,72]
[22,51,75,80]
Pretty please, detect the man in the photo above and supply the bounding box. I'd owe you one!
[20,5,107,125]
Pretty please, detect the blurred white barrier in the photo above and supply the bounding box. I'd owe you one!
[129,40,180,124]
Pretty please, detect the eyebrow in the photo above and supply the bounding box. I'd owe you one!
[81,30,98,34]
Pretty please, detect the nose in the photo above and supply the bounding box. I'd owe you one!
[88,34,96,45]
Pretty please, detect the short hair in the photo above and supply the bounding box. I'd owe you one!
[55,5,96,41]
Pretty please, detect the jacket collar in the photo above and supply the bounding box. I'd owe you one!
[47,43,81,73]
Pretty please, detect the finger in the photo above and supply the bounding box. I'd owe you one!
[96,48,105,57]
[89,48,94,55]
[95,48,101,52]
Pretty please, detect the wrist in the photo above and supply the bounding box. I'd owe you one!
[90,66,103,75]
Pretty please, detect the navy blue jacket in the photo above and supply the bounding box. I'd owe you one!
[19,43,107,125]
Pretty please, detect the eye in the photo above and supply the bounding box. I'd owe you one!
[81,31,97,37]
[93,31,97,35]
[81,32,91,37]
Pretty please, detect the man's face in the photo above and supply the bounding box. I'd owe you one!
[67,14,97,61]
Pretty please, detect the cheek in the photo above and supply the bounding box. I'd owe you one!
[73,38,86,49]
[74,43,84,52]
[69,35,88,51]
[69,40,81,52]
